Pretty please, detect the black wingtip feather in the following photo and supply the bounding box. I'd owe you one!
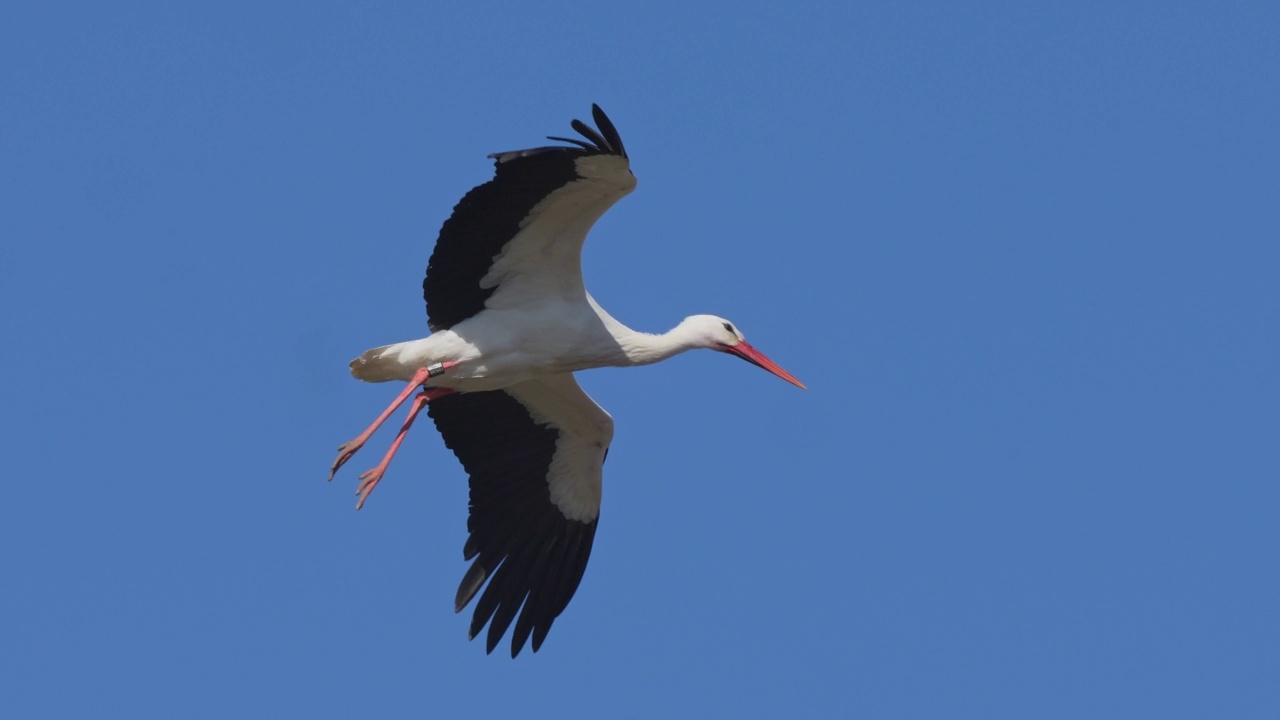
[546,105,626,158]
[591,104,627,158]
[545,136,597,152]
[455,560,489,613]
[569,118,610,154]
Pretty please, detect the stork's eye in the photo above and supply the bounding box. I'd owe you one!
[722,322,735,334]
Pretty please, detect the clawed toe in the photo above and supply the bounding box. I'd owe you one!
[355,467,384,510]
[329,442,360,481]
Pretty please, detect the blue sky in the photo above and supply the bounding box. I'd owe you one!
[3,2,1278,717]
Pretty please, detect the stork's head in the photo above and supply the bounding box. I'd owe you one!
[683,315,806,389]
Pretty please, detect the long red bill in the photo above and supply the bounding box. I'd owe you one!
[724,341,807,389]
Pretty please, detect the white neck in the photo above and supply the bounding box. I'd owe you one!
[585,294,714,368]
[613,319,708,366]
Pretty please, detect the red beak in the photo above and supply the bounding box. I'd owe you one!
[723,341,807,389]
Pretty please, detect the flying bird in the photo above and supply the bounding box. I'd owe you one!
[330,105,804,657]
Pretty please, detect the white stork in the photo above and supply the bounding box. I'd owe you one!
[330,105,804,657]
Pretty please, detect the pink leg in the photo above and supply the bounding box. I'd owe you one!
[355,386,455,510]
[329,366,433,481]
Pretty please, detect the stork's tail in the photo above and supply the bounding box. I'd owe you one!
[349,344,403,383]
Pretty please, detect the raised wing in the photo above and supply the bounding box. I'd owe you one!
[422,105,636,331]
[426,373,615,656]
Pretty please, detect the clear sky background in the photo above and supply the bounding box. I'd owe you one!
[3,2,1278,718]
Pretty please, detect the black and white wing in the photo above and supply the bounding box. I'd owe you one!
[427,372,614,656]
[422,105,635,331]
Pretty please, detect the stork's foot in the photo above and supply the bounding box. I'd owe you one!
[329,441,362,482]
[347,386,455,510]
[355,467,386,511]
